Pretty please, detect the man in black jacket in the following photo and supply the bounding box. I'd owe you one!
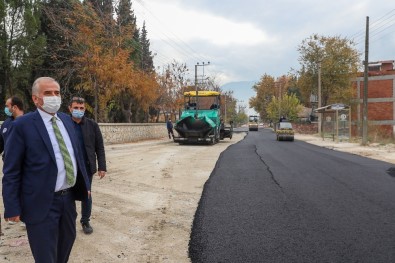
[0,96,25,234]
[69,97,106,234]
[0,96,25,157]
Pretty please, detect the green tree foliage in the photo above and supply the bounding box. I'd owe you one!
[250,74,293,121]
[116,0,135,28]
[112,0,142,122]
[140,22,154,73]
[85,0,112,20]
[115,0,140,65]
[233,109,248,127]
[296,34,360,106]
[0,0,45,112]
[222,90,237,124]
[249,74,275,120]
[266,93,303,122]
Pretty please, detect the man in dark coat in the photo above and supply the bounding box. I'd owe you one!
[166,119,175,139]
[0,96,25,234]
[0,96,24,156]
[69,96,106,234]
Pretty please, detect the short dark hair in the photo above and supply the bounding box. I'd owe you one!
[69,96,85,106]
[10,96,24,111]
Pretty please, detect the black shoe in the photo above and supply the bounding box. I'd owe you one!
[81,222,93,234]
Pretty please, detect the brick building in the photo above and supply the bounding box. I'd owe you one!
[352,60,395,138]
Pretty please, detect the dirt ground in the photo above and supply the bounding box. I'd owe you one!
[0,131,394,263]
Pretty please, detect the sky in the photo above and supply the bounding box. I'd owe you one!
[132,1,395,110]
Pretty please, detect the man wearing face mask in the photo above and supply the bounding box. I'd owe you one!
[2,77,91,263]
[68,96,106,235]
[0,96,24,157]
[0,96,24,235]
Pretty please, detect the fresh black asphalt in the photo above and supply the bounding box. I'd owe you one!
[189,128,395,263]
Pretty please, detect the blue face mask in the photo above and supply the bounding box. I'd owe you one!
[4,107,12,117]
[71,109,85,119]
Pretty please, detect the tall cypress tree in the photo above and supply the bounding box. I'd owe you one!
[140,21,154,73]
[116,0,141,67]
[85,0,112,20]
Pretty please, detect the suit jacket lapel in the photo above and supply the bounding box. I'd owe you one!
[32,110,57,164]
[58,113,85,167]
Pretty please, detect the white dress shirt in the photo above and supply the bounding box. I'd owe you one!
[38,109,77,191]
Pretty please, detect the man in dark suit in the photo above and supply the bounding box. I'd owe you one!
[2,77,91,263]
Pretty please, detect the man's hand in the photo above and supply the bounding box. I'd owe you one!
[5,216,20,222]
[97,170,106,179]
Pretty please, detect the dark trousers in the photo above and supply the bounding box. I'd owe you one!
[80,175,93,224]
[26,192,77,263]
[168,128,174,139]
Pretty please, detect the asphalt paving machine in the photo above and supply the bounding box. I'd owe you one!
[174,91,233,144]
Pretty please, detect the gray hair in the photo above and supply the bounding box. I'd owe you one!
[32,77,60,95]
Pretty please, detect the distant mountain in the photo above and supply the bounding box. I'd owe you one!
[221,81,258,114]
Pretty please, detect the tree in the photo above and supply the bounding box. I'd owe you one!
[39,0,79,103]
[42,1,159,122]
[115,0,140,65]
[249,74,276,121]
[85,0,112,20]
[140,21,154,73]
[296,34,360,106]
[221,90,237,124]
[0,0,45,112]
[266,94,303,122]
[233,107,248,127]
[155,60,190,121]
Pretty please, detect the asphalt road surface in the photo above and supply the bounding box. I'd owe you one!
[189,128,395,263]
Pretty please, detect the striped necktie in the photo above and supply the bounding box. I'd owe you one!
[51,116,75,187]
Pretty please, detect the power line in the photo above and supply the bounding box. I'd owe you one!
[351,9,395,46]
[133,0,210,64]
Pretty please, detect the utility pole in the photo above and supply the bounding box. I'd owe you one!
[279,81,282,119]
[318,62,322,136]
[274,80,281,121]
[362,16,369,145]
[194,62,210,117]
[224,93,227,123]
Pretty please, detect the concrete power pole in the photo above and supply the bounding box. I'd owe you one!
[194,62,210,117]
[194,64,198,117]
[318,63,322,136]
[362,16,369,145]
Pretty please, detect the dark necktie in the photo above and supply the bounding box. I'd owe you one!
[51,116,75,186]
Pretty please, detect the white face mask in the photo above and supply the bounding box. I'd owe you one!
[41,96,62,113]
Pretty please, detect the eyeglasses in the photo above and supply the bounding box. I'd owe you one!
[71,97,85,103]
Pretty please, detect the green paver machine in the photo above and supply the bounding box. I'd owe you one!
[174,91,233,144]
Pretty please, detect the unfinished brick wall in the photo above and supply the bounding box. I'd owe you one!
[358,79,393,98]
[352,72,395,138]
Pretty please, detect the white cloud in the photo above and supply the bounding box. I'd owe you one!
[134,0,395,86]
[134,1,273,46]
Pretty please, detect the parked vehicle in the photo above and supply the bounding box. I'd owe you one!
[174,91,233,144]
[276,121,294,141]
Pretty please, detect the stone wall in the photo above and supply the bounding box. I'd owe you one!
[99,123,168,144]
